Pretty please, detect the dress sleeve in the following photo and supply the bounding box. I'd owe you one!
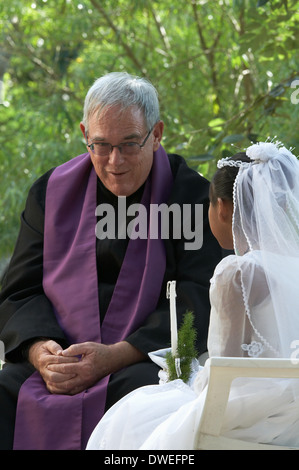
[207,255,252,357]
[0,171,68,362]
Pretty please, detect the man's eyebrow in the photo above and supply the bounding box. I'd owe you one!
[123,133,142,140]
[90,136,105,142]
[90,132,142,142]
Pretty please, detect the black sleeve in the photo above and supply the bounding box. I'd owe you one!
[0,170,68,362]
[125,156,223,356]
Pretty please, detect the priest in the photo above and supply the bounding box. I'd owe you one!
[0,72,222,450]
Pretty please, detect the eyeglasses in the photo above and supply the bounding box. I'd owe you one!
[87,127,153,157]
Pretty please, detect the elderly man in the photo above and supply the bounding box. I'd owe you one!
[0,72,222,450]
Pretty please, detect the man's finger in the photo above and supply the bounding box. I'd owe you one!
[47,362,80,374]
[46,370,77,383]
[61,343,88,357]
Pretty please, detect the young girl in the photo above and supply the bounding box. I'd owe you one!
[87,140,299,450]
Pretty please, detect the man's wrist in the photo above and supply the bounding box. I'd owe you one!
[22,337,49,362]
[108,341,146,372]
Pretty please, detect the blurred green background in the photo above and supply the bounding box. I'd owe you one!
[0,0,298,264]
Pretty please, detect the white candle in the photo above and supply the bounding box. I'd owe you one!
[167,280,178,356]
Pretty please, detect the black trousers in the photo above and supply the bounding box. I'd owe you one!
[0,360,160,450]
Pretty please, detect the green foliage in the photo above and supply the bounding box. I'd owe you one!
[0,0,298,259]
[165,311,198,383]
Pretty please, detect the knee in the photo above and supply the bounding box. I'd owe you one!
[0,362,34,397]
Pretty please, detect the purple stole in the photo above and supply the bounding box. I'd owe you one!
[13,146,173,450]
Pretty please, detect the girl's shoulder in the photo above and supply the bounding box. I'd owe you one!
[211,252,262,285]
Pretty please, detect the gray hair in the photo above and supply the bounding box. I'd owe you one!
[82,72,160,135]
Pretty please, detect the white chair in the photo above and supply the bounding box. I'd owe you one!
[195,357,299,450]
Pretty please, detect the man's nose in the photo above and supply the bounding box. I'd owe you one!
[108,146,124,165]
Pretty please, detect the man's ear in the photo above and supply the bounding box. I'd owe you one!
[80,122,87,141]
[153,120,164,151]
[217,198,233,224]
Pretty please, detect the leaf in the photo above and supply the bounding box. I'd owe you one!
[208,118,225,128]
[166,311,198,383]
[221,149,234,158]
[222,134,245,144]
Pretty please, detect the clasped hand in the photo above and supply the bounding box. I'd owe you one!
[29,340,113,395]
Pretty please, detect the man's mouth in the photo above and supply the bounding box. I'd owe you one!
[110,171,128,177]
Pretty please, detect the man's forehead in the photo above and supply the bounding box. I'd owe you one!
[92,104,144,124]
[88,105,146,136]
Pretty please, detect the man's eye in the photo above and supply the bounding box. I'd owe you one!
[94,142,110,147]
[122,142,138,148]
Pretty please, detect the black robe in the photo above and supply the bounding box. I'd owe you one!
[0,153,222,449]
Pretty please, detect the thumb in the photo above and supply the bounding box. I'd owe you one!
[46,340,64,356]
[61,343,84,358]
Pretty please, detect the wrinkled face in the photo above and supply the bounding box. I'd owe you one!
[80,105,163,196]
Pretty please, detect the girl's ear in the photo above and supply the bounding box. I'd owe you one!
[217,198,233,224]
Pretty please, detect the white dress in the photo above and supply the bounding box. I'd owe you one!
[86,254,299,450]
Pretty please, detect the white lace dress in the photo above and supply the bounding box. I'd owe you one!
[86,254,299,450]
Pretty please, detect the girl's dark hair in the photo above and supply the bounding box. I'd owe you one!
[209,152,250,204]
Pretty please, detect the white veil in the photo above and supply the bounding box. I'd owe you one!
[224,141,299,358]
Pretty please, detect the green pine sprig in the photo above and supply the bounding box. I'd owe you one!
[165,311,198,383]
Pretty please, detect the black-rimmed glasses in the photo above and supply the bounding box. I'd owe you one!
[87,127,153,157]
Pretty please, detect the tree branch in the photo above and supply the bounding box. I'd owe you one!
[89,0,143,72]
[190,0,221,110]
[150,7,171,53]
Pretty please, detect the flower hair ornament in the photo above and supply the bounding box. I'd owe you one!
[217,137,296,168]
